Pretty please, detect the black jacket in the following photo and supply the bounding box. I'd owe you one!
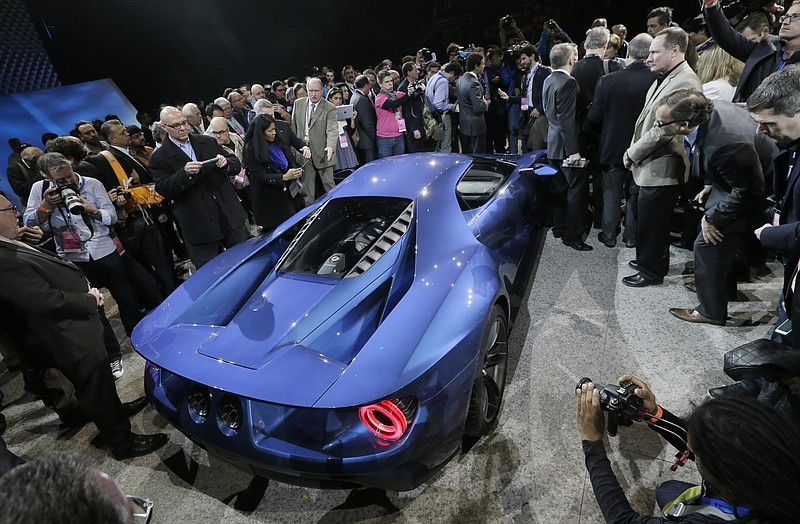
[244,141,302,231]
[705,3,800,103]
[587,61,658,165]
[86,146,152,191]
[351,90,377,150]
[149,134,246,244]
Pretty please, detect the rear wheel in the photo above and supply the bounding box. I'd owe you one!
[464,304,509,437]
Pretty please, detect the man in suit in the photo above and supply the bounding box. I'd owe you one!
[149,106,247,269]
[657,91,771,325]
[572,26,619,236]
[622,28,702,287]
[290,78,338,205]
[0,191,167,459]
[89,120,176,296]
[397,62,427,153]
[588,33,657,248]
[456,52,490,154]
[747,66,800,338]
[6,146,44,210]
[352,75,378,163]
[228,91,251,131]
[544,43,591,251]
[704,0,800,103]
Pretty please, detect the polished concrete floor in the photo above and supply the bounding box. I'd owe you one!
[0,231,780,523]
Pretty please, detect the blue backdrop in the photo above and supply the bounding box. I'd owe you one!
[1,79,138,209]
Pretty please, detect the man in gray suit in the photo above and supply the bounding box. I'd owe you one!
[290,78,338,204]
[622,28,702,287]
[456,52,489,154]
[351,75,377,164]
[544,43,591,251]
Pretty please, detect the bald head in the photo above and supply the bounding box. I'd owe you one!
[251,83,266,100]
[182,103,202,126]
[307,77,323,103]
[159,106,190,143]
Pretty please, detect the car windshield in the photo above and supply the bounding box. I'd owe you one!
[277,196,413,278]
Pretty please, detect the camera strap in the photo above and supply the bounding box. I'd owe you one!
[663,484,751,520]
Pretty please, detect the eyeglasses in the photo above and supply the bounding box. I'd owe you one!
[208,129,228,136]
[162,120,189,129]
[0,205,18,214]
[653,119,682,128]
[780,13,800,24]
[127,496,153,524]
[275,87,286,92]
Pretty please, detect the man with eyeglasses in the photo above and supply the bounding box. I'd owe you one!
[1,191,168,460]
[650,90,772,326]
[622,27,701,287]
[148,106,247,269]
[704,0,800,103]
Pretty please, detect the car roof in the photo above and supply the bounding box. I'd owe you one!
[329,153,475,201]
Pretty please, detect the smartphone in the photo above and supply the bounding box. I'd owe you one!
[300,158,311,168]
[562,158,589,168]
[201,157,218,165]
[775,319,792,336]
[689,198,704,209]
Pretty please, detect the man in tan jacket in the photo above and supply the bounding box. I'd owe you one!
[622,28,702,287]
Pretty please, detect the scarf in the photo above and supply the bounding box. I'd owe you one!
[268,143,289,173]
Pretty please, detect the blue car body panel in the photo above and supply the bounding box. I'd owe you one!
[133,151,549,490]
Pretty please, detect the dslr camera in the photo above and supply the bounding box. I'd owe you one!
[115,186,132,200]
[500,15,515,30]
[407,80,424,95]
[577,377,647,436]
[720,0,782,20]
[55,179,85,215]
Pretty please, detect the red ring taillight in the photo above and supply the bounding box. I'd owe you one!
[359,398,415,441]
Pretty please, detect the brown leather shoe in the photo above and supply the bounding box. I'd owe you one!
[669,308,725,326]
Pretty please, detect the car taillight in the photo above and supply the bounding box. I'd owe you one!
[359,397,416,442]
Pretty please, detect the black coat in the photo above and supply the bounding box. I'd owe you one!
[696,101,772,234]
[772,143,800,225]
[86,147,152,191]
[245,142,303,231]
[705,3,800,103]
[149,134,246,245]
[6,161,44,207]
[587,61,658,166]
[351,90,377,151]
[0,241,102,369]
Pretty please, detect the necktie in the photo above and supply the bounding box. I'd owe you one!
[307,103,317,138]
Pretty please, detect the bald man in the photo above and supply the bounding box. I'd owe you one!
[148,106,247,268]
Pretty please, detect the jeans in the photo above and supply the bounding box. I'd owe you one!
[508,105,521,154]
[377,135,405,158]
[434,114,453,153]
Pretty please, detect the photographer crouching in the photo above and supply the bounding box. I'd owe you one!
[576,375,800,522]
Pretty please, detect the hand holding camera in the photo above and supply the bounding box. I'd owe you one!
[576,375,653,438]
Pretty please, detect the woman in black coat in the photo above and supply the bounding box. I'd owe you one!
[244,115,306,232]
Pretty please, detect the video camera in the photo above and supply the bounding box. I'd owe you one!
[418,47,436,64]
[500,15,515,30]
[577,378,648,436]
[54,179,85,215]
[720,0,782,20]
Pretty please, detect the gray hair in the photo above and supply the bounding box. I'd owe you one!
[151,121,165,143]
[99,119,123,141]
[550,43,574,70]
[37,152,71,175]
[182,103,199,117]
[628,33,653,61]
[0,451,130,524]
[213,96,230,108]
[584,27,610,50]
[747,66,800,117]
[253,98,273,114]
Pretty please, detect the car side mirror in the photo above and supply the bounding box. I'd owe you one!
[519,163,557,177]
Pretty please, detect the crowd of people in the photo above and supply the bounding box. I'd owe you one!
[2,1,800,521]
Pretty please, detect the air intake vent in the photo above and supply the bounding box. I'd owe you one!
[346,202,414,278]
[274,203,327,270]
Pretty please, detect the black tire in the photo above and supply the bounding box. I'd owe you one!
[463,304,509,437]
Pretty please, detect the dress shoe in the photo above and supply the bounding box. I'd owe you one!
[671,239,693,250]
[122,397,149,418]
[684,282,696,293]
[562,239,593,251]
[551,229,562,239]
[623,239,636,248]
[111,432,168,460]
[597,232,616,248]
[622,273,663,287]
[669,308,725,326]
[628,260,639,271]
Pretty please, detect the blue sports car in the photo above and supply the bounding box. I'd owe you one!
[132,152,553,491]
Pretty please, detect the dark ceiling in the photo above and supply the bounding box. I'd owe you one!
[22,0,701,113]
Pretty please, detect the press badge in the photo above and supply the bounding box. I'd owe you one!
[339,134,349,148]
[521,97,529,111]
[234,169,246,185]
[61,227,82,253]
[397,118,407,133]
